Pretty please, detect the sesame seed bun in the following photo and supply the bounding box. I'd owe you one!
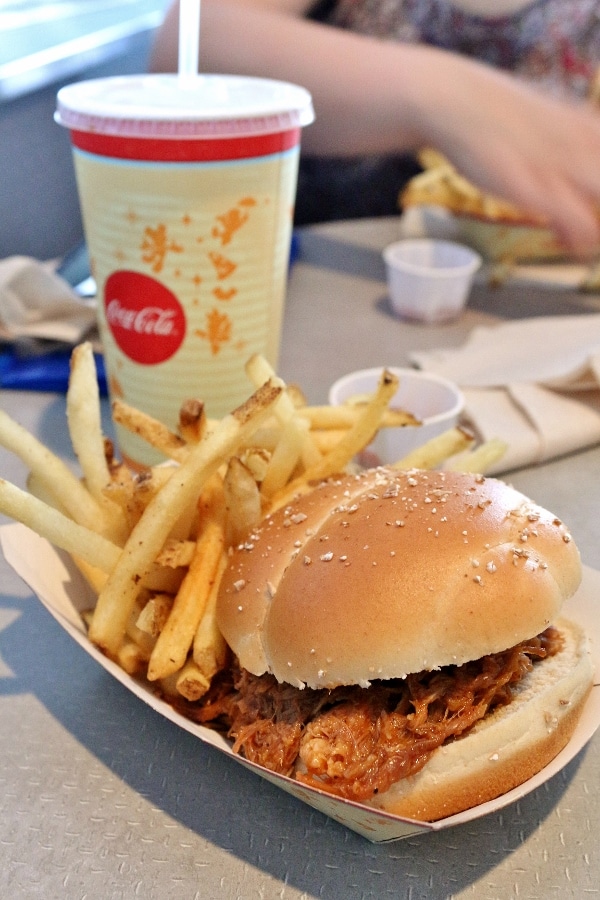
[217,468,583,690]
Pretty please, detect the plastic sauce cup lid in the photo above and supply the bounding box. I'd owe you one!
[55,73,315,139]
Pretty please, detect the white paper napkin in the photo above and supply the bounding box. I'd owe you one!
[410,315,600,473]
[0,256,96,344]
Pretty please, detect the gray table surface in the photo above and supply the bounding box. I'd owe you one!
[1,217,599,899]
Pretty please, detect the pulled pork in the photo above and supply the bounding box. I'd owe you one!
[184,628,561,803]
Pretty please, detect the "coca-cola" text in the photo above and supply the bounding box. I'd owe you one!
[106,300,178,337]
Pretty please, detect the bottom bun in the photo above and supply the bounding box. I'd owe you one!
[366,617,593,822]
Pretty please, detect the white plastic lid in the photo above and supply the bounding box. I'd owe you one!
[56,73,315,138]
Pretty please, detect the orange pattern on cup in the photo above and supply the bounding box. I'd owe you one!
[208,251,237,280]
[213,286,237,301]
[195,308,233,355]
[212,197,257,245]
[141,223,184,273]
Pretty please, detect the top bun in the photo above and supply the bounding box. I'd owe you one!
[217,468,581,689]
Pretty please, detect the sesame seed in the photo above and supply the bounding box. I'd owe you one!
[320,552,334,561]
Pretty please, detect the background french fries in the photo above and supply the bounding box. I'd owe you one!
[0,344,505,703]
[401,148,546,227]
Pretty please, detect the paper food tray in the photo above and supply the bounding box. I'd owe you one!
[2,521,599,843]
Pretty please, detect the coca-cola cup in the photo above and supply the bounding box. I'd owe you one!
[55,74,314,466]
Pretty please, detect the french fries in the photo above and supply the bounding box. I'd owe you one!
[147,519,225,681]
[392,426,474,471]
[0,407,110,534]
[268,368,400,510]
[112,398,189,462]
[89,380,283,658]
[223,457,262,546]
[0,341,506,703]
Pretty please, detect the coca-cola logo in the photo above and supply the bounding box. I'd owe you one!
[104,271,186,364]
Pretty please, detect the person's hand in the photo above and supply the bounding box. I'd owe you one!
[408,50,600,255]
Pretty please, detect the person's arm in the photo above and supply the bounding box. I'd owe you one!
[150,0,600,253]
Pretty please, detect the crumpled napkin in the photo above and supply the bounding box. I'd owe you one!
[410,315,600,473]
[0,256,96,344]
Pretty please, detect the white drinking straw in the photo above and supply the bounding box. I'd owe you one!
[178,0,201,83]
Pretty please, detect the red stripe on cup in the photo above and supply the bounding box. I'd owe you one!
[69,128,301,161]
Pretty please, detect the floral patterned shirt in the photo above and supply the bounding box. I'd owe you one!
[316,0,600,98]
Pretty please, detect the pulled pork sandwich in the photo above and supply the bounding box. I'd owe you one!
[197,468,592,822]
